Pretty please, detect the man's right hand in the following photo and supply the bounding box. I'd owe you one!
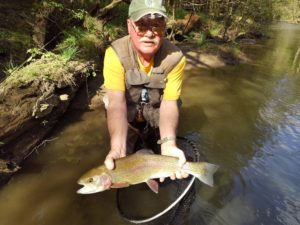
[104,149,126,170]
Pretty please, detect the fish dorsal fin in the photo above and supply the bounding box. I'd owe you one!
[135,149,155,155]
[146,179,159,194]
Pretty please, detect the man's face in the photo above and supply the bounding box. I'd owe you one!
[127,16,166,58]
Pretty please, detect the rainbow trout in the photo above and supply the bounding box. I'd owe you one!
[77,150,219,194]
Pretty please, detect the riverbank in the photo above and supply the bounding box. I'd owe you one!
[180,41,249,70]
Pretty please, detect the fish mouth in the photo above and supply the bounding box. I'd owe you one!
[77,184,101,194]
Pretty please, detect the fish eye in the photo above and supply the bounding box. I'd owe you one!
[88,177,94,183]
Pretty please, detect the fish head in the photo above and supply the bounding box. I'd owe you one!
[77,170,112,194]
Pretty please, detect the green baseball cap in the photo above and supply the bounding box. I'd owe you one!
[129,0,167,21]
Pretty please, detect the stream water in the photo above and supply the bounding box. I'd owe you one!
[0,22,299,225]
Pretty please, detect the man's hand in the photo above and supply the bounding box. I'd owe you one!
[160,143,189,182]
[104,149,126,170]
[159,99,188,182]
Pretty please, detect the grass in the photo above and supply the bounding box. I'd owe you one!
[0,28,32,47]
[195,32,207,47]
[0,51,91,93]
[209,22,223,37]
[55,26,107,60]
[61,46,79,61]
[3,57,19,76]
[55,27,84,51]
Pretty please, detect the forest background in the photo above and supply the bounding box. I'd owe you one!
[1,0,300,81]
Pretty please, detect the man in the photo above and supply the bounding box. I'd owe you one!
[103,0,188,181]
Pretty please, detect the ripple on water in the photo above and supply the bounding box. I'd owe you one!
[239,127,300,225]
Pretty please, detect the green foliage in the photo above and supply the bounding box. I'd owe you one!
[104,23,123,41]
[32,0,64,17]
[27,48,44,59]
[57,28,84,50]
[187,32,207,47]
[84,15,103,34]
[197,12,210,24]
[4,48,43,77]
[176,8,189,19]
[209,21,223,37]
[3,50,88,88]
[40,0,64,11]
[273,0,300,22]
[228,42,241,57]
[6,0,299,91]
[4,43,79,79]
[56,26,102,61]
[0,28,31,47]
[70,9,87,20]
[56,28,96,59]
[196,32,207,46]
[162,0,300,41]
[61,46,79,61]
[4,57,18,77]
[108,2,128,28]
[63,0,110,9]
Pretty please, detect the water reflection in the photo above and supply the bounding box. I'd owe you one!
[292,46,300,73]
[1,23,300,225]
[181,23,300,225]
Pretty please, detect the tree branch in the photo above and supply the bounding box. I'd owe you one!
[96,0,129,18]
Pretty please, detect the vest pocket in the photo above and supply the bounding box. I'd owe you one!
[145,67,166,89]
[125,69,149,86]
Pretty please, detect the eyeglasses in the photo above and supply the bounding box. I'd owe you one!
[130,21,165,36]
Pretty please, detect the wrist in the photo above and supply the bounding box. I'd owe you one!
[157,136,176,145]
[161,141,176,151]
[110,141,126,152]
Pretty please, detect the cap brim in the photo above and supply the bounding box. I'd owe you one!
[130,9,167,21]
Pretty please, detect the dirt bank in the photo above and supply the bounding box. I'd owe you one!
[0,56,95,185]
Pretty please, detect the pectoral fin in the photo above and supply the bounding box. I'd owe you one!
[111,182,130,189]
[146,179,159,194]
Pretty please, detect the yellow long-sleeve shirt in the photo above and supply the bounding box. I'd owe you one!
[103,46,185,100]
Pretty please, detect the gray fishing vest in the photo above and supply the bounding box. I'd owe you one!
[111,35,183,127]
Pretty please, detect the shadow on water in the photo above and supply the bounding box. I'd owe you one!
[1,22,300,225]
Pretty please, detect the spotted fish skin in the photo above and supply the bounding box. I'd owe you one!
[77,150,219,194]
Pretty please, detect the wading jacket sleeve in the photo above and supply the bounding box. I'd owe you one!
[111,35,184,128]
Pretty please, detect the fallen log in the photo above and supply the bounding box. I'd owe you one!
[0,55,94,185]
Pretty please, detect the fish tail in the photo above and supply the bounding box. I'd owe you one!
[184,162,219,187]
